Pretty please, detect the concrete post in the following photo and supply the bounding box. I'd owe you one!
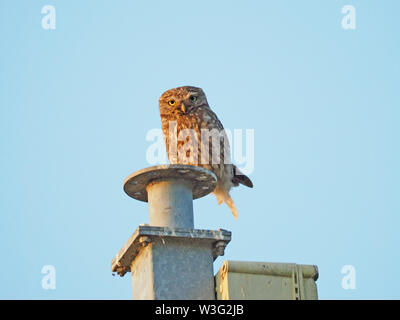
[112,165,231,300]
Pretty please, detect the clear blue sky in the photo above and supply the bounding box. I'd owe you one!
[1,0,399,299]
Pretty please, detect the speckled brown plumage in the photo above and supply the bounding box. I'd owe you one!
[158,86,253,219]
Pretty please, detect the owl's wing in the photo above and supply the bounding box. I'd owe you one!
[202,109,253,188]
[200,108,232,166]
[201,108,253,189]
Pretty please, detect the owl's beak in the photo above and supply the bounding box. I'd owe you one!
[181,104,186,114]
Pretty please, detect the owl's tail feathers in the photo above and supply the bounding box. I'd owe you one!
[225,196,239,220]
[216,192,238,219]
[232,165,253,188]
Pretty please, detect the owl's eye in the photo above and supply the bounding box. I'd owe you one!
[189,95,197,102]
[168,100,175,106]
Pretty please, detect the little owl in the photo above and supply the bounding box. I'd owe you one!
[158,86,253,219]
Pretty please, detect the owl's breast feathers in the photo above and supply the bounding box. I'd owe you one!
[160,106,252,189]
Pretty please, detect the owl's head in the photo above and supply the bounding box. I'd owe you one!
[159,86,208,117]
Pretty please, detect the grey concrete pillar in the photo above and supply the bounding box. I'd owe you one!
[112,165,231,300]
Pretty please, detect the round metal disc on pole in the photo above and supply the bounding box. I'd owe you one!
[123,165,217,228]
[123,164,217,202]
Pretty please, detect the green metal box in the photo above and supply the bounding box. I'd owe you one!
[215,261,318,300]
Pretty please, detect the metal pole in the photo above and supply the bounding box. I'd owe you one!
[147,179,194,228]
